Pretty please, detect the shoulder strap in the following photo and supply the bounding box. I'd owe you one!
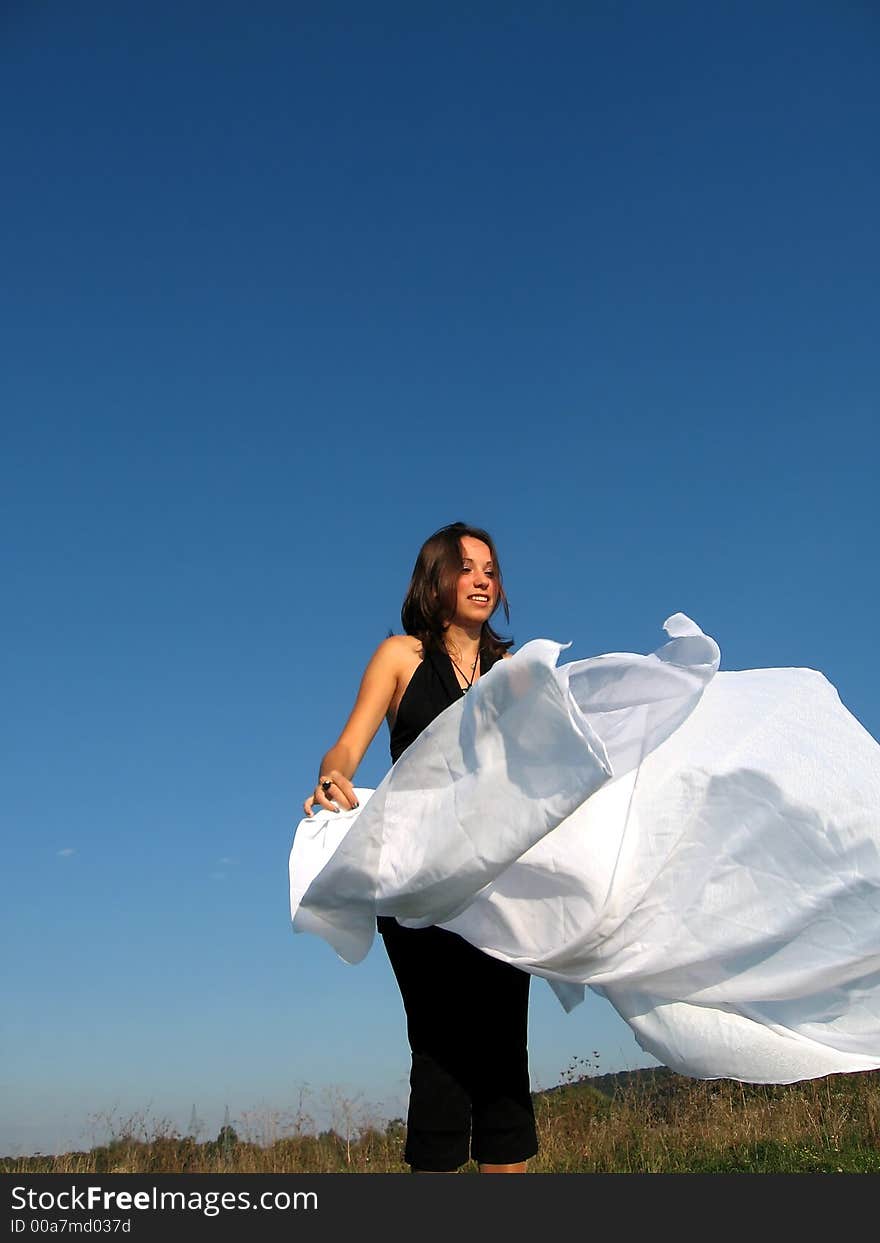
[426,644,465,706]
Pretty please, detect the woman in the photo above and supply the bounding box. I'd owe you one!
[303,521,538,1174]
[296,527,880,1150]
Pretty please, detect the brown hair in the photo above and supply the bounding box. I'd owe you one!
[400,521,512,660]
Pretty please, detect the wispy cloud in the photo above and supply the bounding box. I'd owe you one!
[57,848,76,858]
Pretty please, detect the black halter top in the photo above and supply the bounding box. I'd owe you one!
[389,642,502,764]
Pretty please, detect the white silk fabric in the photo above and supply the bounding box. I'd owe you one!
[290,615,880,1084]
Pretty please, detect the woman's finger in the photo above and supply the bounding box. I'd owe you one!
[301,775,360,817]
[333,778,359,810]
[302,789,335,816]
[313,787,341,812]
[320,773,359,812]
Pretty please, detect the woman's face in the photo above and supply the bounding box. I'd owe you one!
[451,536,499,626]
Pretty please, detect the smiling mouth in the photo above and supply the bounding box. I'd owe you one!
[468,595,491,603]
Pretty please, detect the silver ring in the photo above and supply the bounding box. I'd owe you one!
[321,778,333,793]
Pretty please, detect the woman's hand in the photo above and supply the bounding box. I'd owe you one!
[302,771,360,818]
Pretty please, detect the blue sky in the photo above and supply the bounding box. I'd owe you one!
[2,0,878,1155]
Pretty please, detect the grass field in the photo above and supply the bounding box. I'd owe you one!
[5,1066,879,1173]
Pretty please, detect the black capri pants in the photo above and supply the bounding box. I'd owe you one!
[378,916,538,1171]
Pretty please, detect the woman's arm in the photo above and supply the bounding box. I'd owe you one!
[302,636,409,817]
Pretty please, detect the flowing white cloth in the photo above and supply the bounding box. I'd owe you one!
[290,615,880,1084]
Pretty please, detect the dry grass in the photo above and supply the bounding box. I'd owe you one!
[530,1068,880,1172]
[4,1068,879,1174]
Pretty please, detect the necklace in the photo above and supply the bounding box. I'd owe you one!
[447,645,480,693]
